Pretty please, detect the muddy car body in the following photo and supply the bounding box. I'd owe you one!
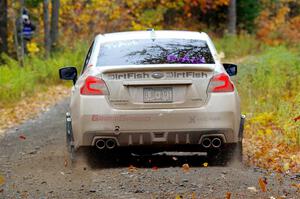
[59,30,245,161]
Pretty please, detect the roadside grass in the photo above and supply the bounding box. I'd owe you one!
[0,44,87,108]
[236,46,300,172]
[214,34,264,59]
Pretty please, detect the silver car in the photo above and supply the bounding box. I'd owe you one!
[59,30,245,163]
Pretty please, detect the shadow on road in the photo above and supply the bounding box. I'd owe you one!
[75,147,233,169]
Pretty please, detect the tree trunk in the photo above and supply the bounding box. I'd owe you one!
[50,0,60,48]
[228,0,237,35]
[0,0,8,54]
[43,0,51,58]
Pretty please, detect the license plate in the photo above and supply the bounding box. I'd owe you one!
[143,87,173,103]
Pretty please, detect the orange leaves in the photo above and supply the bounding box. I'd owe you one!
[258,177,267,192]
[294,115,300,122]
[256,2,300,46]
[225,192,231,199]
[128,165,137,172]
[182,163,190,173]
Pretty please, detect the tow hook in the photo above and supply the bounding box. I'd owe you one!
[114,126,120,135]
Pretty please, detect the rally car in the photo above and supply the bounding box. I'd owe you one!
[59,30,245,163]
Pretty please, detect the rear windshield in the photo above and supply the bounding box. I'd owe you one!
[97,39,215,66]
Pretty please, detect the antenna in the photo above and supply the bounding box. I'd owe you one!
[147,28,156,41]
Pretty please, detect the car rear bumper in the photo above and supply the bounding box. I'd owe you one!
[70,92,241,148]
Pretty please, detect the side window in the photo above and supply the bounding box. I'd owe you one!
[81,41,94,74]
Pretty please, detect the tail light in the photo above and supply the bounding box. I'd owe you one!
[80,76,108,95]
[208,73,234,92]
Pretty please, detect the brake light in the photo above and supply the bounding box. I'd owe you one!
[80,76,108,95]
[208,73,234,92]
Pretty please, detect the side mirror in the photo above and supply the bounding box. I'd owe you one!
[223,63,237,76]
[59,66,77,84]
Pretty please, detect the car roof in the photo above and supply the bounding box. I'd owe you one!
[95,30,209,43]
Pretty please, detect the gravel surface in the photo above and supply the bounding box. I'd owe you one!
[0,99,299,199]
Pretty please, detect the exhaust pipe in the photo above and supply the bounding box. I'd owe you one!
[95,139,106,150]
[211,138,222,148]
[202,138,211,148]
[106,139,116,149]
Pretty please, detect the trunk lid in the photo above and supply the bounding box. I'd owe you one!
[100,64,214,109]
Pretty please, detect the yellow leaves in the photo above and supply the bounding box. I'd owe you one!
[0,175,5,185]
[175,194,181,199]
[283,162,290,171]
[27,42,40,55]
[0,85,70,134]
[251,112,274,126]
[202,162,208,167]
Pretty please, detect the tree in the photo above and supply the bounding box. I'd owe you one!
[0,0,8,54]
[43,0,51,57]
[50,0,59,49]
[228,0,237,34]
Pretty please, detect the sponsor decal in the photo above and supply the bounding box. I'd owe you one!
[91,114,152,122]
[107,71,208,80]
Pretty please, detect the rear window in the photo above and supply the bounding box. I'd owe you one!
[97,39,215,66]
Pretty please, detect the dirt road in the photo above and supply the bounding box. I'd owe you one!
[0,99,299,198]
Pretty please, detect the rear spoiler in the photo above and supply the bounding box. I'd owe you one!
[99,64,215,73]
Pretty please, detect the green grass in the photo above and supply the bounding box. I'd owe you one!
[0,44,87,107]
[237,46,300,114]
[214,34,264,60]
[236,46,300,144]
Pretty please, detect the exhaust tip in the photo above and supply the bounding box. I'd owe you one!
[106,139,116,149]
[95,139,106,150]
[212,138,222,148]
[202,138,211,148]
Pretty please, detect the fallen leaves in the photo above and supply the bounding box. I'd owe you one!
[243,113,300,173]
[0,175,5,185]
[175,194,182,199]
[19,135,26,140]
[128,165,137,172]
[152,166,158,171]
[291,183,300,191]
[258,177,267,192]
[225,192,231,199]
[0,85,70,135]
[64,159,68,167]
[293,115,300,122]
[203,162,208,167]
[182,163,190,172]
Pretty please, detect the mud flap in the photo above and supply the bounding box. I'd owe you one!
[238,114,246,163]
[66,112,75,161]
[238,114,246,141]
